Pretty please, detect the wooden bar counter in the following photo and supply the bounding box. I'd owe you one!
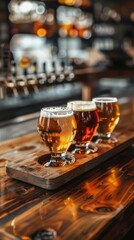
[0,104,134,240]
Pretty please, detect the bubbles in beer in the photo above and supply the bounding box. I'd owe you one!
[93,97,120,135]
[67,101,99,153]
[92,97,120,143]
[37,107,77,154]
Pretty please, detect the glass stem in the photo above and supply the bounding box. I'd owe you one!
[99,133,111,139]
[51,152,66,161]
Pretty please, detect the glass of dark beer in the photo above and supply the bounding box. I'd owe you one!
[37,106,77,167]
[67,100,99,154]
[92,97,120,144]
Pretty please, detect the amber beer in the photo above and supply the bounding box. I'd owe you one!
[67,101,99,147]
[37,107,77,154]
[93,97,120,136]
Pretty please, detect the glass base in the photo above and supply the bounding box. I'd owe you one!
[69,142,98,154]
[95,135,118,144]
[38,153,75,167]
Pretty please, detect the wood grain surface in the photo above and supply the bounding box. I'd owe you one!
[0,145,134,240]
[1,127,133,190]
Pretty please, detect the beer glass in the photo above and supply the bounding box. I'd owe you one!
[67,101,99,154]
[92,97,120,144]
[37,106,77,167]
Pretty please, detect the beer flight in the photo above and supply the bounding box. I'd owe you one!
[37,97,120,167]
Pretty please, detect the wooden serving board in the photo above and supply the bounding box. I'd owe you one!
[2,127,134,190]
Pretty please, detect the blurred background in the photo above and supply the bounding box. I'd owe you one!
[0,0,134,123]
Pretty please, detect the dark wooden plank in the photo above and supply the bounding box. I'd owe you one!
[2,127,133,190]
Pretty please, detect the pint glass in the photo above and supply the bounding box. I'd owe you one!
[67,101,99,154]
[37,106,77,166]
[92,97,120,143]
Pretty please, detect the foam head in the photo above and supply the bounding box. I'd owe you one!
[67,101,97,111]
[41,106,73,118]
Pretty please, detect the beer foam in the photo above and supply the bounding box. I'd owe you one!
[93,97,117,103]
[68,101,97,111]
[41,107,73,118]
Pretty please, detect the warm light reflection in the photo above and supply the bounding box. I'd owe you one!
[19,56,31,69]
[11,219,31,240]
[107,168,120,191]
[84,169,120,195]
[58,0,91,7]
[84,181,101,198]
[64,197,77,220]
[69,29,78,37]
[37,28,47,37]
[59,0,76,6]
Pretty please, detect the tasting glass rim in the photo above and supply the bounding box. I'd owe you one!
[40,106,73,117]
[67,100,97,110]
[68,100,95,104]
[92,97,118,102]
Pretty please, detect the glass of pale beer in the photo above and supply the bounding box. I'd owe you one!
[67,100,99,154]
[37,106,77,167]
[92,97,120,144]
